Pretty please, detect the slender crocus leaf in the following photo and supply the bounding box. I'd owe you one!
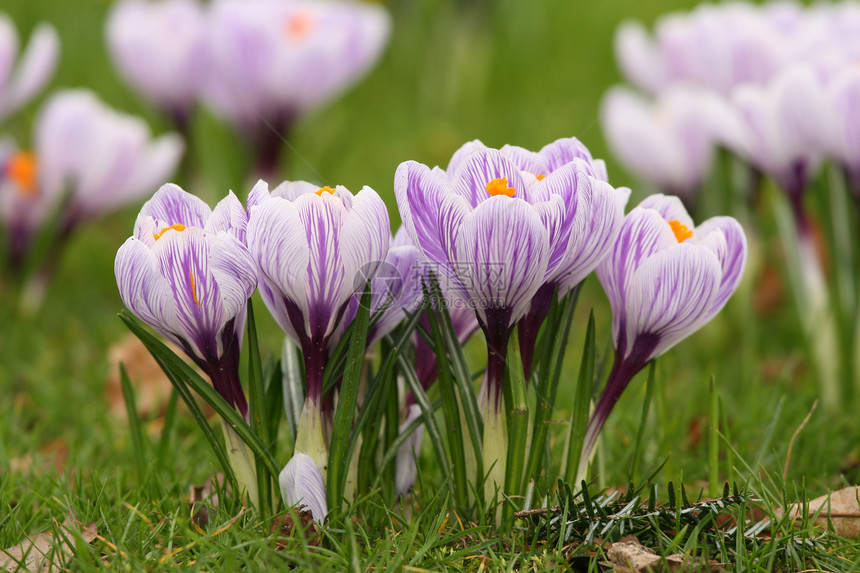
[628,361,656,481]
[427,276,483,474]
[525,286,579,487]
[119,363,149,487]
[156,388,179,475]
[708,375,719,498]
[504,327,528,521]
[281,337,304,444]
[245,300,272,518]
[565,311,596,484]
[425,293,468,508]
[372,399,443,490]
[322,306,389,395]
[264,358,284,451]
[119,311,279,479]
[397,353,451,482]
[328,285,372,511]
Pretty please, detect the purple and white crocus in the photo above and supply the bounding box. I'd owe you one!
[246,179,389,487]
[106,0,209,129]
[396,144,586,496]
[115,183,257,418]
[0,15,59,121]
[205,0,390,178]
[577,194,746,480]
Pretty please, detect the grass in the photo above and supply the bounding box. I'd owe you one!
[2,0,860,570]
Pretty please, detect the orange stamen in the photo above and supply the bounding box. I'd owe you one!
[534,173,545,181]
[189,269,201,306]
[315,186,335,196]
[153,223,186,241]
[285,12,314,39]
[6,151,38,198]
[668,219,693,243]
[485,177,516,197]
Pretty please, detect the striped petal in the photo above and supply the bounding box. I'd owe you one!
[0,23,58,120]
[247,197,312,339]
[445,139,488,175]
[394,160,450,268]
[279,453,328,523]
[637,194,694,229]
[691,216,747,319]
[453,196,549,326]
[625,243,722,360]
[395,404,425,497]
[136,183,211,237]
[549,176,630,293]
[207,190,249,242]
[210,232,257,325]
[450,148,529,207]
[341,185,390,301]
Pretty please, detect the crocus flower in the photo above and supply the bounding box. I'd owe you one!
[600,85,732,204]
[279,453,328,523]
[396,145,583,496]
[0,15,59,121]
[576,194,746,480]
[488,138,628,379]
[115,183,257,417]
[205,0,390,177]
[246,178,389,475]
[106,0,208,128]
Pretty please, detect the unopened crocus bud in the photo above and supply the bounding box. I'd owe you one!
[394,404,425,497]
[279,453,328,523]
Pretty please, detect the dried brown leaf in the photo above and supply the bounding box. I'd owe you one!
[0,513,97,572]
[783,485,860,538]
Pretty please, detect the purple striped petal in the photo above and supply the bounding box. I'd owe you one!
[499,144,547,175]
[597,207,677,343]
[691,216,747,319]
[279,453,328,523]
[445,139,488,175]
[341,185,390,300]
[395,160,450,268]
[637,194,694,229]
[136,183,211,239]
[614,20,665,94]
[0,22,58,120]
[207,190,249,242]
[247,197,312,338]
[452,196,549,326]
[209,232,257,323]
[450,148,529,208]
[548,176,630,293]
[530,162,580,277]
[625,243,722,360]
[539,137,602,177]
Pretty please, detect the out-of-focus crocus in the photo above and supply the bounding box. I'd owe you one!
[600,85,732,204]
[246,179,389,477]
[614,4,792,96]
[396,146,582,497]
[205,0,390,178]
[279,453,328,523]
[0,15,59,121]
[106,0,208,129]
[577,194,746,480]
[115,183,257,417]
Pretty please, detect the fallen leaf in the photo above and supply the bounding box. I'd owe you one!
[0,513,97,572]
[189,473,229,529]
[603,537,726,572]
[271,507,322,548]
[784,485,860,538]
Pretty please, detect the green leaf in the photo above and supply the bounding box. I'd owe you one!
[565,311,596,484]
[281,337,305,445]
[504,326,528,521]
[119,363,149,488]
[246,300,272,518]
[628,361,656,481]
[119,311,279,480]
[327,284,372,511]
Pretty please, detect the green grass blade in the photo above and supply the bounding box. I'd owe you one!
[504,326,528,520]
[119,311,279,479]
[565,311,596,484]
[328,285,372,511]
[628,361,656,481]
[708,375,720,497]
[245,300,272,518]
[119,363,149,488]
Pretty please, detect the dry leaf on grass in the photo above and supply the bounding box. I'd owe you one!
[0,514,97,572]
[189,473,231,529]
[106,334,212,424]
[270,507,322,548]
[781,485,860,538]
[603,537,726,573]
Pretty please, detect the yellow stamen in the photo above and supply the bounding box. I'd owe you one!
[315,186,335,196]
[668,219,693,243]
[189,269,201,306]
[285,12,314,39]
[534,173,545,181]
[485,177,516,197]
[153,223,186,241]
[6,151,38,198]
